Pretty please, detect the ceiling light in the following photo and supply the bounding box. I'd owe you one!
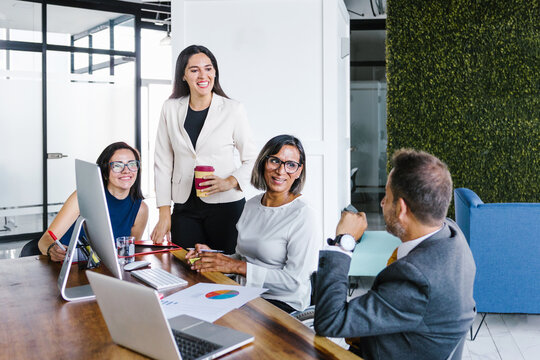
[160,21,171,46]
[160,31,171,46]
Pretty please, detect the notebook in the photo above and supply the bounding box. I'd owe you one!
[86,271,254,360]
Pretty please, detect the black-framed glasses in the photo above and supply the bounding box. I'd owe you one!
[266,156,301,174]
[109,160,140,173]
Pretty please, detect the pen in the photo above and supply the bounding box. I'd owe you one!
[186,248,224,253]
[55,240,66,251]
[48,230,66,251]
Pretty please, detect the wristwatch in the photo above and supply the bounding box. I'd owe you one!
[327,234,356,252]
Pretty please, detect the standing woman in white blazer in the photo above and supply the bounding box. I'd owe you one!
[151,45,257,253]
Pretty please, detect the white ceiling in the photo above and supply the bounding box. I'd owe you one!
[0,0,131,35]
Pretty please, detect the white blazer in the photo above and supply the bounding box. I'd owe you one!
[154,94,257,207]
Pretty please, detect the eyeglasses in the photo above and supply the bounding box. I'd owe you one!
[266,156,301,174]
[109,160,140,173]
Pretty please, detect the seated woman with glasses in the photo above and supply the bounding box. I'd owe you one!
[38,142,148,262]
[186,135,320,313]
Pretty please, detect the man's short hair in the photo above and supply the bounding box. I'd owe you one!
[390,149,453,225]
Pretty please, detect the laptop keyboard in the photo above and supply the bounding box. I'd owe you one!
[172,328,221,360]
[130,268,187,291]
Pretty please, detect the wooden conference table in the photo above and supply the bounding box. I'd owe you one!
[0,249,361,360]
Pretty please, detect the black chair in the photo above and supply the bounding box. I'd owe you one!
[19,238,41,257]
[350,168,359,193]
[290,272,317,328]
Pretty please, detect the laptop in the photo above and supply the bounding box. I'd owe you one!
[86,271,254,360]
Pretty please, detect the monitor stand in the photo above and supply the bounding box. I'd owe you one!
[57,216,96,302]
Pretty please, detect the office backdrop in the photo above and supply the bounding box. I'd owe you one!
[386,0,539,214]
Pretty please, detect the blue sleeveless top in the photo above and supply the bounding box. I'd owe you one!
[60,189,142,246]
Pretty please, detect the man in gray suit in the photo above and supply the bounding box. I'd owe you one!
[314,149,476,360]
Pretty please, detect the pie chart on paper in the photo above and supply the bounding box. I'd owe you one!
[205,290,240,300]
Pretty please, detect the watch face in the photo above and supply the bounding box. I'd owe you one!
[339,234,356,251]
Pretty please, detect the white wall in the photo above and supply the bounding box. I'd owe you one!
[171,0,350,238]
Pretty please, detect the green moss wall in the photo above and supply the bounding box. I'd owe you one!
[386,0,539,214]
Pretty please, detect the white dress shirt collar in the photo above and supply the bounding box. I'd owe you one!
[397,227,443,260]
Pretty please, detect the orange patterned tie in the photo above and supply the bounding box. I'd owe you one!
[387,247,398,266]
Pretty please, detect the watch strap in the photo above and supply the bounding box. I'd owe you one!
[327,234,356,251]
[46,242,56,256]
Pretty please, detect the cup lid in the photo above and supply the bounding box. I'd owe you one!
[194,165,214,172]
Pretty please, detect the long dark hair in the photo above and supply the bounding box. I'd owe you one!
[96,142,144,200]
[170,45,229,99]
[251,135,307,195]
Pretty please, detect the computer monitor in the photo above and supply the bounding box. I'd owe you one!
[58,159,123,301]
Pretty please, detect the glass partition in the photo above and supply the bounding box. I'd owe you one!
[0,51,43,236]
[45,3,136,210]
[0,1,138,241]
[46,5,134,51]
[0,1,42,43]
[114,18,135,52]
[0,1,43,237]
[46,63,136,206]
[140,28,172,239]
[0,0,167,243]
[350,27,387,226]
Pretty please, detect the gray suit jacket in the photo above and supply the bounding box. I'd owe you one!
[314,219,476,360]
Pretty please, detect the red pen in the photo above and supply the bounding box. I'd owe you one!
[48,230,66,251]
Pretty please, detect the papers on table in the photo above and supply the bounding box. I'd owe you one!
[161,283,267,323]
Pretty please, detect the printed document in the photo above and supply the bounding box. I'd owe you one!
[161,283,267,322]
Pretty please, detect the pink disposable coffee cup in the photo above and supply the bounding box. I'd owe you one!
[194,165,215,197]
